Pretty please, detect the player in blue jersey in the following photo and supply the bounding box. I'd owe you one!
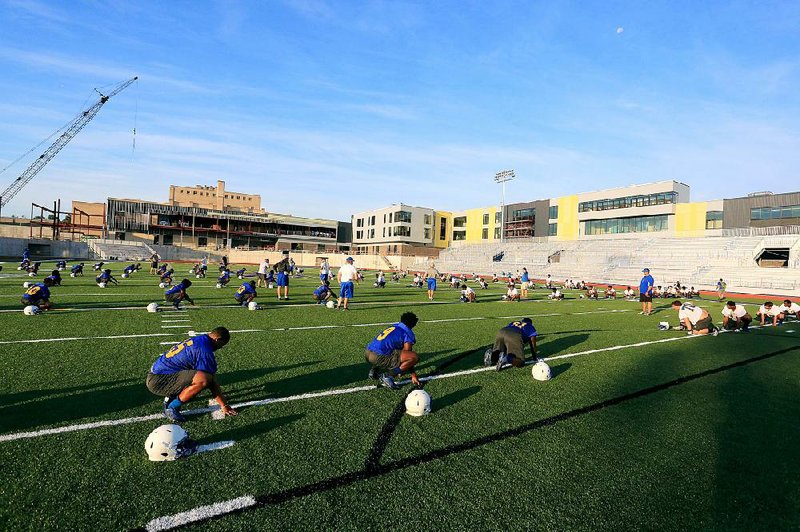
[165,279,195,309]
[21,278,54,310]
[274,257,291,300]
[234,281,257,306]
[235,267,247,279]
[639,268,655,315]
[218,269,232,287]
[96,269,119,286]
[46,269,62,286]
[160,268,175,286]
[146,327,237,422]
[55,260,67,270]
[93,261,104,272]
[312,281,333,304]
[70,263,84,276]
[487,318,539,371]
[365,312,420,389]
[157,263,168,275]
[123,263,137,275]
[22,248,30,261]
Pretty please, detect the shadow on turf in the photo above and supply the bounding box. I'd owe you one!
[550,363,571,379]
[541,333,590,355]
[1,365,307,433]
[199,414,305,444]
[435,386,482,412]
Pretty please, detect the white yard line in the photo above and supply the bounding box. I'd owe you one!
[0,324,725,444]
[161,320,190,323]
[195,440,235,454]
[0,309,629,346]
[145,496,257,532]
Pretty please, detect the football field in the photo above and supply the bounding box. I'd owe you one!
[1,262,799,530]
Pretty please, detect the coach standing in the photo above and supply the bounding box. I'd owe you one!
[337,256,358,311]
[639,268,655,316]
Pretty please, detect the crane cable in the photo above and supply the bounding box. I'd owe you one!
[132,78,139,156]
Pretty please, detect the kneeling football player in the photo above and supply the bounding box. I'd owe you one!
[488,318,539,371]
[234,280,257,306]
[671,300,718,335]
[146,327,237,422]
[365,312,420,390]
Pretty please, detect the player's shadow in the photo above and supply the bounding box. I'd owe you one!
[230,362,373,402]
[1,365,308,434]
[542,333,590,354]
[434,386,481,412]
[199,414,305,444]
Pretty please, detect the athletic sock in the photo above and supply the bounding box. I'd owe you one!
[392,367,402,376]
[167,398,184,410]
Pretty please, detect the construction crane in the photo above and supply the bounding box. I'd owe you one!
[0,76,138,215]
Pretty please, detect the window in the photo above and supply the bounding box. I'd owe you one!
[549,205,558,220]
[394,226,411,237]
[369,228,375,238]
[579,192,678,213]
[424,214,432,225]
[584,215,668,235]
[383,227,386,237]
[383,214,386,223]
[483,213,490,225]
[389,212,393,223]
[706,211,723,229]
[510,208,535,222]
[356,230,364,239]
[548,223,558,236]
[495,212,502,223]
[452,230,466,241]
[395,210,412,223]
[439,218,447,240]
[356,218,364,227]
[424,228,431,239]
[750,205,800,220]
[482,228,488,239]
[368,216,376,226]
[453,216,467,228]
[494,227,501,239]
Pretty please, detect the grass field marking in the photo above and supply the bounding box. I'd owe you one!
[0,325,722,443]
[161,325,192,329]
[141,344,800,530]
[161,320,190,323]
[195,440,235,454]
[144,495,257,532]
[0,332,178,345]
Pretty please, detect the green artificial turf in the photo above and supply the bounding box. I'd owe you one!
[0,260,798,530]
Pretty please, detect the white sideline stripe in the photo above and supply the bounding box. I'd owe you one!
[161,320,190,323]
[145,495,257,532]
[0,309,630,346]
[0,324,723,444]
[196,440,235,454]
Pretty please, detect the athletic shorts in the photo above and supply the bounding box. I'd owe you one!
[365,349,400,370]
[340,281,354,299]
[151,261,158,268]
[165,293,182,303]
[146,370,210,397]
[493,328,525,359]
[427,278,437,291]
[639,294,652,303]
[320,273,328,282]
[693,316,712,331]
[276,273,289,287]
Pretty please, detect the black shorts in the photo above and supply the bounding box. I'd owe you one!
[693,316,712,331]
[493,328,525,359]
[257,273,266,280]
[165,293,182,303]
[365,349,400,370]
[146,371,208,397]
[640,294,652,303]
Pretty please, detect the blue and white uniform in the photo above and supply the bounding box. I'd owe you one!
[150,335,218,375]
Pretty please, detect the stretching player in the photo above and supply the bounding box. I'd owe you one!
[21,277,54,310]
[671,300,718,336]
[234,281,257,306]
[217,269,232,287]
[313,281,333,304]
[756,301,782,326]
[487,318,539,370]
[165,279,195,309]
[721,301,752,332]
[96,269,119,286]
[779,299,799,321]
[146,327,237,422]
[160,268,175,286]
[46,269,62,286]
[70,263,84,276]
[365,312,420,389]
[93,261,104,272]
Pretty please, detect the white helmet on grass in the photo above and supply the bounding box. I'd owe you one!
[532,360,552,381]
[159,282,167,289]
[658,322,670,331]
[23,305,40,316]
[147,302,159,313]
[23,281,30,288]
[144,424,194,462]
[405,389,432,417]
[248,301,259,311]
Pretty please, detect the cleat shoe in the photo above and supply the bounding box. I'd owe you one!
[712,326,719,337]
[368,367,380,380]
[483,348,493,367]
[163,396,186,422]
[496,353,509,372]
[380,374,400,390]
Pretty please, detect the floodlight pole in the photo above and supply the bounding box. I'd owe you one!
[494,170,515,243]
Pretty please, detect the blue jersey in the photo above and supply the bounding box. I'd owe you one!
[219,271,231,281]
[56,261,66,268]
[236,268,246,276]
[236,283,256,297]
[97,272,111,282]
[160,272,172,281]
[150,334,218,375]
[367,322,416,355]
[124,265,135,273]
[23,283,50,303]
[267,271,275,281]
[165,282,187,296]
[71,264,82,273]
[521,271,529,282]
[23,250,30,260]
[314,285,330,298]
[639,275,654,294]
[503,321,538,342]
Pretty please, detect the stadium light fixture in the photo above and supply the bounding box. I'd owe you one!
[494,170,515,243]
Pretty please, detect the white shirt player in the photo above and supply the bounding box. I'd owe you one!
[462,286,475,297]
[506,287,518,297]
[678,303,704,325]
[721,304,748,319]
[320,260,330,276]
[778,301,800,315]
[258,260,269,275]
[624,288,634,298]
[338,263,357,283]
[758,304,780,317]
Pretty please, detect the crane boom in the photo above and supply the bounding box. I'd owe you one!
[0,76,138,208]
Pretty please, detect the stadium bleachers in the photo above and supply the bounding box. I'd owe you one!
[427,234,800,295]
[88,239,157,261]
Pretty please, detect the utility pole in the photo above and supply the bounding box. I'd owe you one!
[494,170,515,243]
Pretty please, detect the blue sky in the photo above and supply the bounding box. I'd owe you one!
[1,0,799,220]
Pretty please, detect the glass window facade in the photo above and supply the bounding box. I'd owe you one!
[452,230,466,240]
[584,215,668,235]
[706,210,723,229]
[510,208,535,221]
[439,218,447,240]
[482,213,490,225]
[548,223,558,236]
[393,226,411,237]
[751,205,800,220]
[579,192,678,212]
[494,227,501,239]
[495,212,502,223]
[453,216,467,227]
[549,205,558,219]
[395,211,412,223]
[481,228,488,239]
